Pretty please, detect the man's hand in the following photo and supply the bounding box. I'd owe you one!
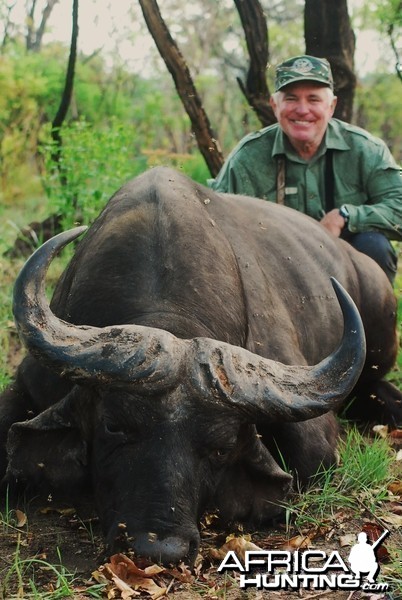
[320,208,346,237]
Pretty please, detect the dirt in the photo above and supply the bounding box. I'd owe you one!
[1,487,401,600]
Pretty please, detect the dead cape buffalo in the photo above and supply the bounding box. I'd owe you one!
[1,167,401,566]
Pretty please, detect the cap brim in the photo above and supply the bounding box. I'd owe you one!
[276,76,333,91]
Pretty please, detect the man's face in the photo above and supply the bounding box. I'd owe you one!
[270,82,337,154]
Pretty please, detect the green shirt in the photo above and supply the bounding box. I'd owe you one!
[211,119,402,240]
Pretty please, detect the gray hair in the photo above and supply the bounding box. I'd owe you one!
[271,87,336,104]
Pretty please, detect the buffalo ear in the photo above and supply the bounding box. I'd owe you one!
[214,425,292,524]
[6,386,92,492]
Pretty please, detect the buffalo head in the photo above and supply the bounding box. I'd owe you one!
[7,227,366,565]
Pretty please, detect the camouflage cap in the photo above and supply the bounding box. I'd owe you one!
[275,55,334,92]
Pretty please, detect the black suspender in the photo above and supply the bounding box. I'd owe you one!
[324,150,334,213]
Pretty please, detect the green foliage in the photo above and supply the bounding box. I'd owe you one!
[352,0,402,34]
[0,256,21,386]
[286,427,394,529]
[41,119,147,228]
[0,40,218,209]
[354,73,402,161]
[336,427,394,495]
[40,118,211,229]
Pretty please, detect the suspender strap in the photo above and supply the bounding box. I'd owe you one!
[324,149,334,213]
[276,150,335,212]
[276,155,286,204]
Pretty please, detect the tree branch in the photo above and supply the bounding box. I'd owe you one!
[388,22,402,83]
[33,0,59,52]
[138,0,224,177]
[233,0,275,126]
[304,0,356,122]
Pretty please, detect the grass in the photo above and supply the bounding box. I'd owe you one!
[283,427,402,594]
[285,427,395,529]
[1,541,77,600]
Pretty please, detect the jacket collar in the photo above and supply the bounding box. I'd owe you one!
[272,118,350,160]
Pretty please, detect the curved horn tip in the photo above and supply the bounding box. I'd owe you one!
[330,276,346,299]
[329,276,366,352]
[23,225,87,266]
[47,225,88,251]
[330,278,362,320]
[13,226,88,314]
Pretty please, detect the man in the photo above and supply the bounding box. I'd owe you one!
[211,55,402,283]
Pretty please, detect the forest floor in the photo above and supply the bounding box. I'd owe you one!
[1,433,401,600]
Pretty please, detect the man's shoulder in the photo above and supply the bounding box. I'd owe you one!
[231,123,279,156]
[331,118,387,150]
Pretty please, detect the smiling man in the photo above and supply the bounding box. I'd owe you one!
[211,55,402,283]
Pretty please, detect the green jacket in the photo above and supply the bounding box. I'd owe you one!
[211,119,402,241]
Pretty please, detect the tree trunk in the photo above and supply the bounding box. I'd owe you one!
[388,21,402,83]
[26,0,38,51]
[7,0,78,257]
[234,0,275,126]
[33,0,60,52]
[138,0,224,177]
[51,0,79,175]
[26,0,59,52]
[1,3,15,52]
[304,0,356,122]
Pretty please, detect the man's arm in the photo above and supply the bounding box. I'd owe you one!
[335,139,402,241]
[346,163,402,241]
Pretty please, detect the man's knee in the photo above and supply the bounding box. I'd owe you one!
[346,232,397,284]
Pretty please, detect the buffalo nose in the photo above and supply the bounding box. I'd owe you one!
[131,531,200,566]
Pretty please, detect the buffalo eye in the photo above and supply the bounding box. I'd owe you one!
[104,422,123,434]
[209,446,233,466]
[103,421,130,438]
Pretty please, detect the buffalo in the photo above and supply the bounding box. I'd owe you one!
[1,167,400,566]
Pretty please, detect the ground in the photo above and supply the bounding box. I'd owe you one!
[1,469,401,600]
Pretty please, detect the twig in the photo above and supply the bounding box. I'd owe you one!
[302,590,339,600]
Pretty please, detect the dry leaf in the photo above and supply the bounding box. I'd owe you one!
[39,506,76,516]
[101,554,167,599]
[103,566,137,599]
[390,429,402,439]
[281,535,311,550]
[372,424,388,439]
[396,450,402,461]
[204,513,218,526]
[388,480,402,495]
[361,523,390,561]
[209,535,262,561]
[339,533,356,547]
[165,562,194,584]
[92,569,110,585]
[386,501,402,515]
[15,509,27,528]
[381,513,402,527]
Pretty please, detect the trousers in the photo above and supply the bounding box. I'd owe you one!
[342,231,398,285]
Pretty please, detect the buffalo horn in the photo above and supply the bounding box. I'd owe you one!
[13,228,366,419]
[12,227,187,392]
[188,278,366,421]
